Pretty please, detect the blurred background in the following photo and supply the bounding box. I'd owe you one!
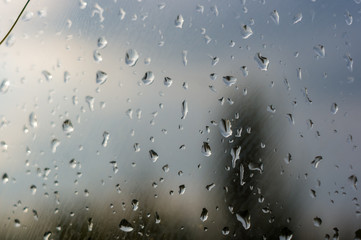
[0,0,360,239]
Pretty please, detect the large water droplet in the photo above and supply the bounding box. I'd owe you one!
[254,53,269,71]
[142,71,155,85]
[219,119,232,138]
[175,15,184,28]
[200,208,208,222]
[201,142,211,157]
[119,219,133,232]
[236,210,251,230]
[222,76,237,86]
[125,49,139,67]
[62,119,74,133]
[270,10,280,25]
[240,25,253,39]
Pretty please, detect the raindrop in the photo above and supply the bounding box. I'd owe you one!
[93,50,102,62]
[30,185,37,195]
[179,184,186,194]
[14,219,21,227]
[344,54,353,72]
[43,231,52,240]
[125,49,139,67]
[241,66,248,77]
[219,119,232,138]
[311,156,323,168]
[211,56,219,66]
[240,25,253,39]
[88,218,93,231]
[64,71,70,83]
[284,153,292,164]
[286,113,295,125]
[201,142,211,157]
[131,199,139,211]
[297,68,302,80]
[162,164,169,172]
[222,76,237,86]
[200,208,208,222]
[149,150,159,162]
[119,219,133,232]
[349,175,358,190]
[331,103,338,114]
[142,71,155,85]
[2,173,9,184]
[164,77,173,87]
[293,13,302,24]
[96,71,108,85]
[230,146,241,168]
[210,73,217,80]
[313,44,325,58]
[175,15,184,28]
[267,105,276,113]
[270,10,280,25]
[254,53,269,71]
[236,210,251,230]
[0,79,10,93]
[345,11,353,25]
[97,36,107,49]
[29,112,38,128]
[155,212,161,224]
[42,71,52,81]
[206,183,215,191]
[240,164,246,185]
[119,8,126,20]
[51,139,61,153]
[222,227,230,235]
[196,5,204,14]
[134,143,140,152]
[22,11,34,21]
[279,227,293,240]
[313,217,322,227]
[69,158,77,169]
[181,100,188,119]
[182,50,188,66]
[102,131,110,147]
[62,119,74,133]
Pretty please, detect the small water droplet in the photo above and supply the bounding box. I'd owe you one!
[348,175,358,190]
[313,44,325,58]
[51,139,60,153]
[164,77,173,87]
[286,113,295,125]
[200,208,208,222]
[206,183,215,191]
[29,112,38,128]
[179,184,186,194]
[222,76,237,86]
[236,210,251,230]
[2,173,9,184]
[0,79,10,93]
[331,103,338,114]
[211,56,219,66]
[270,10,280,25]
[62,119,74,133]
[182,50,188,66]
[43,231,52,240]
[344,54,353,72]
[142,71,155,85]
[125,49,139,67]
[97,36,107,49]
[267,105,276,113]
[240,25,253,39]
[30,185,37,195]
[93,50,102,62]
[219,119,232,138]
[201,142,211,157]
[181,100,188,119]
[14,219,21,227]
[311,156,323,168]
[345,11,353,25]
[102,131,110,147]
[85,96,95,111]
[279,227,293,240]
[293,13,302,24]
[42,71,52,81]
[284,153,292,164]
[254,53,269,71]
[155,212,161,224]
[149,150,159,162]
[131,199,139,211]
[313,217,322,227]
[96,71,108,85]
[230,146,241,168]
[119,219,133,232]
[241,66,248,77]
[222,227,230,235]
[175,15,184,28]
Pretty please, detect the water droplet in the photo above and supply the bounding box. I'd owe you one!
[201,142,211,157]
[175,15,184,28]
[210,73,217,80]
[179,184,186,194]
[254,53,269,71]
[133,143,140,152]
[236,210,251,230]
[267,105,276,113]
[102,131,110,147]
[240,164,246,185]
[162,164,169,173]
[119,219,133,232]
[125,49,139,67]
[30,185,37,195]
[14,219,21,227]
[155,212,161,224]
[331,103,338,114]
[219,119,232,138]
[119,8,126,20]
[230,146,241,168]
[182,50,188,66]
[42,71,52,81]
[345,11,353,25]
[43,231,52,240]
[149,150,159,162]
[348,175,358,190]
[297,68,302,80]
[85,96,95,111]
[69,158,77,169]
[97,36,107,49]
[0,79,10,93]
[293,13,302,24]
[313,44,325,58]
[240,25,253,39]
[311,156,323,168]
[284,153,292,164]
[313,217,322,227]
[279,227,293,240]
[286,113,295,125]
[196,5,204,14]
[64,71,70,83]
[200,208,208,222]
[93,50,102,62]
[62,119,74,133]
[222,76,237,86]
[344,54,353,72]
[0,141,8,152]
[181,100,188,119]
[51,139,61,153]
[211,56,219,66]
[2,173,9,184]
[206,183,215,191]
[163,77,173,87]
[270,10,280,25]
[131,199,139,211]
[142,71,155,85]
[241,66,248,77]
[96,71,108,85]
[222,227,230,235]
[29,112,38,128]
